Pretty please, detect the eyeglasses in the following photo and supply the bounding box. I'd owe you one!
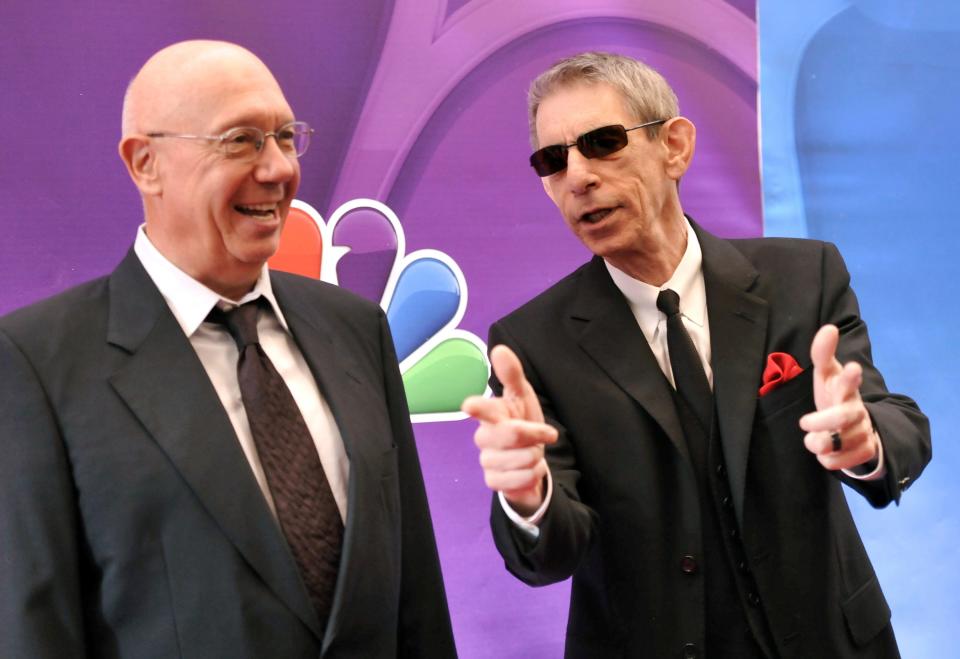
[147,121,313,160]
[529,120,667,177]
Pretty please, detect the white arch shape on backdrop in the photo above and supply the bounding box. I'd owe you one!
[329,0,757,205]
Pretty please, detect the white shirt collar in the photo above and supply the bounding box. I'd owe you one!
[133,224,289,337]
[604,217,707,343]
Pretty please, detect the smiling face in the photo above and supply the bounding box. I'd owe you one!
[121,42,300,299]
[535,82,693,283]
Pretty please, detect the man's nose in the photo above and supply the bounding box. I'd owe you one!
[565,148,599,194]
[254,136,297,182]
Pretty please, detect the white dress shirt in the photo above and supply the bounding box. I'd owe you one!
[604,221,712,390]
[503,218,882,536]
[134,226,349,522]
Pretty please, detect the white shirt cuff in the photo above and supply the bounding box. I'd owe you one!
[498,468,553,541]
[842,429,886,481]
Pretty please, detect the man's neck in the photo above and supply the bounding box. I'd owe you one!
[142,226,262,302]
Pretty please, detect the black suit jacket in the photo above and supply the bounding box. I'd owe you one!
[488,224,930,658]
[0,250,456,658]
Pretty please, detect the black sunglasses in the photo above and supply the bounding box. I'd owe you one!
[529,119,668,177]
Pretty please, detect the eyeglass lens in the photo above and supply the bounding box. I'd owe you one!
[529,125,631,177]
[221,122,312,158]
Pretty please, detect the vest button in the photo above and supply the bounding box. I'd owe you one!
[738,560,750,574]
[748,592,762,607]
[681,642,699,658]
[680,555,698,574]
[716,463,726,478]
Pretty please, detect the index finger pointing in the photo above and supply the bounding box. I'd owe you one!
[833,361,863,403]
[473,418,559,450]
[461,395,509,424]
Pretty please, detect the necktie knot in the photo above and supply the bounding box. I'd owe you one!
[657,288,682,318]
[208,301,262,351]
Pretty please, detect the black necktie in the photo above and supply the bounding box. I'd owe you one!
[208,300,342,627]
[657,289,713,433]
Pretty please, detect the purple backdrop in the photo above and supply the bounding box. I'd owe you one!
[0,2,758,656]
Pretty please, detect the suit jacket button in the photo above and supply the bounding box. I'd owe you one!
[682,642,699,658]
[680,555,698,574]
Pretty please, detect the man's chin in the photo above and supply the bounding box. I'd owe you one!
[576,231,624,260]
[225,236,282,269]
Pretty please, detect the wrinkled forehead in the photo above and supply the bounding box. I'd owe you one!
[535,82,633,143]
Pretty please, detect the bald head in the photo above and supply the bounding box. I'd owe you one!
[121,40,283,137]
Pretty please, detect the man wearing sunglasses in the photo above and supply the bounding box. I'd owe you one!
[0,41,455,658]
[464,52,929,658]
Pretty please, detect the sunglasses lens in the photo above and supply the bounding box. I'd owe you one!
[578,125,629,159]
[530,125,634,176]
[530,145,568,177]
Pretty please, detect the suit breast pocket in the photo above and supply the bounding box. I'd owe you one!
[755,367,814,424]
[750,368,823,497]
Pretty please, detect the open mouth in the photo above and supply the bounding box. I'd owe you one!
[234,203,279,219]
[581,207,616,224]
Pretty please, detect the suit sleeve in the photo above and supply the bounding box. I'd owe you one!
[376,311,457,658]
[487,321,599,587]
[821,242,932,507]
[0,328,87,657]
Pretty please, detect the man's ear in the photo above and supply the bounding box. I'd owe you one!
[661,117,696,180]
[118,135,162,196]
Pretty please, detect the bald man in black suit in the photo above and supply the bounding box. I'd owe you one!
[0,40,455,659]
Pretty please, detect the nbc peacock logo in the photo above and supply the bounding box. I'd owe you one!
[269,199,490,423]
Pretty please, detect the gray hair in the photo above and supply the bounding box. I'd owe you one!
[527,52,679,148]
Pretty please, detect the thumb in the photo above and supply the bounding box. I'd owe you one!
[491,344,526,394]
[810,324,841,376]
[490,344,544,422]
[810,324,844,410]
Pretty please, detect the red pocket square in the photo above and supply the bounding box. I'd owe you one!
[758,352,805,397]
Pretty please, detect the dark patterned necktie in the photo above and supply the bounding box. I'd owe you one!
[208,300,342,627]
[656,288,714,433]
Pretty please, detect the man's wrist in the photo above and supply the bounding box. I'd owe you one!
[843,429,886,481]
[499,470,553,539]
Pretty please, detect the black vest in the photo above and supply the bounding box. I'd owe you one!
[671,389,778,659]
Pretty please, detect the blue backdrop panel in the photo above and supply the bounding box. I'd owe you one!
[760,2,960,656]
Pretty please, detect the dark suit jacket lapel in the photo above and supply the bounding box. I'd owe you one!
[104,251,324,640]
[695,224,769,529]
[571,257,689,461]
[270,276,382,648]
